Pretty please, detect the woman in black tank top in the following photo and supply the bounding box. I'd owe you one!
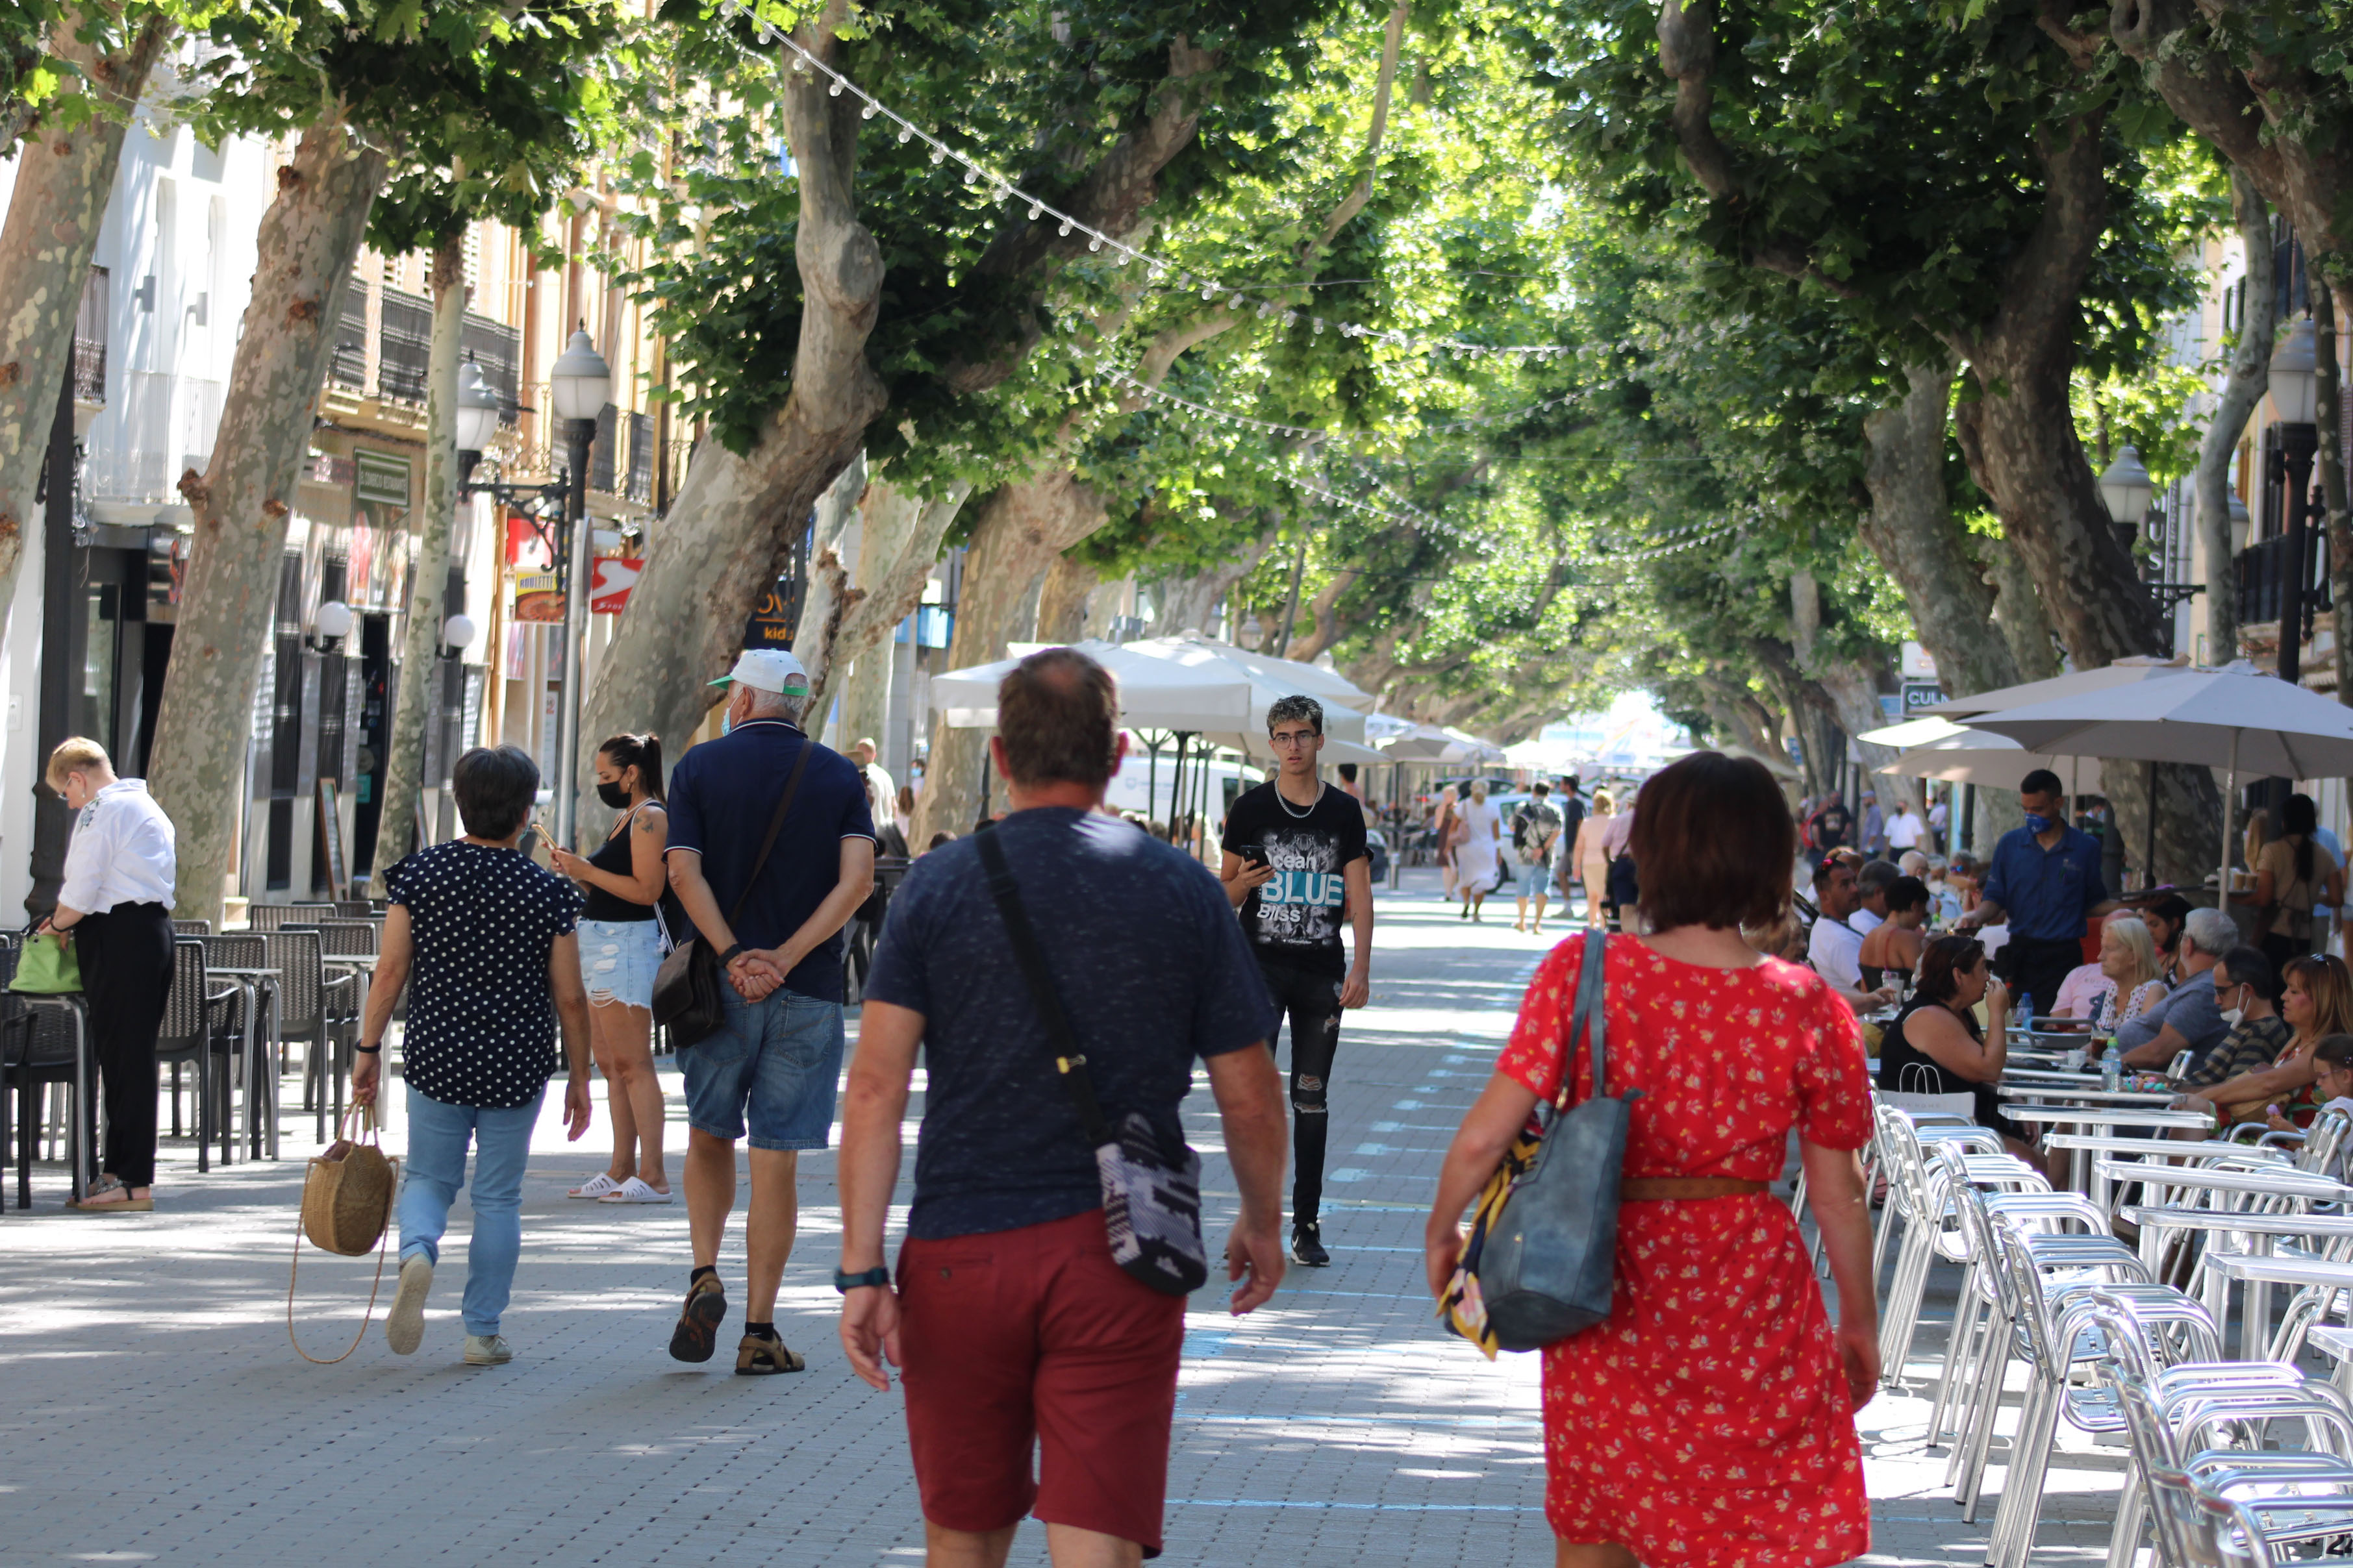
[1875,933,2041,1165]
[548,733,676,1204]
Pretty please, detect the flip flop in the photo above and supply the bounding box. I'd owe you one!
[598,1177,674,1205]
[568,1173,625,1199]
[68,1176,153,1213]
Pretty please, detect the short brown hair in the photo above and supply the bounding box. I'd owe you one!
[1629,751,1796,931]
[997,647,1119,789]
[1916,934,1987,1004]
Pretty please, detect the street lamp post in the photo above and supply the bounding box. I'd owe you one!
[548,326,612,850]
[453,356,502,494]
[2269,317,2320,686]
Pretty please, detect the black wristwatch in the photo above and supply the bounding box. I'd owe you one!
[718,943,746,966]
[833,1265,890,1293]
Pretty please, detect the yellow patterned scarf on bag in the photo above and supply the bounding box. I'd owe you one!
[1438,1108,1544,1359]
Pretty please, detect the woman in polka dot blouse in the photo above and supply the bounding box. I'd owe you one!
[351,745,594,1367]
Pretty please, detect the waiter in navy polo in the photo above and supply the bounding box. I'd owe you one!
[1957,767,2121,1021]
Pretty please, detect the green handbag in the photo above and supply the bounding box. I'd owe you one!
[10,930,83,993]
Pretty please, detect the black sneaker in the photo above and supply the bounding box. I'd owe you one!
[1290,1223,1330,1267]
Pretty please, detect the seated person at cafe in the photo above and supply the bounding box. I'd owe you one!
[2181,952,2353,1129]
[2051,914,2167,1032]
[2132,891,2193,984]
[2113,906,2235,1072]
[1876,934,2043,1172]
[2263,1035,2353,1160]
[2170,947,2290,1126]
[1857,876,1930,991]
[1806,853,1896,1015]
[1849,858,1899,938]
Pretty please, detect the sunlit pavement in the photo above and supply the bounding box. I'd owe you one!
[0,868,2091,1564]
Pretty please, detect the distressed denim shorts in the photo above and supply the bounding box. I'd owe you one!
[577,917,661,1010]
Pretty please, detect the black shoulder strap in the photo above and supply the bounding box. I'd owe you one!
[728,738,817,925]
[975,829,1116,1146]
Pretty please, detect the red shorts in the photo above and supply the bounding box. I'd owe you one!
[897,1206,1186,1555]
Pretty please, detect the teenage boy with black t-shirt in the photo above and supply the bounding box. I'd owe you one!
[1220,694,1374,1267]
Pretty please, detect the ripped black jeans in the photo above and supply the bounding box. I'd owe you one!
[1257,958,1345,1228]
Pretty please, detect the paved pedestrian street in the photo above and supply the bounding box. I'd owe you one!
[0,871,2113,1565]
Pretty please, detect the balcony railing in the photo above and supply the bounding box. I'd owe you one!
[459,314,522,426]
[73,266,107,404]
[2238,531,2334,628]
[626,410,653,504]
[86,371,224,503]
[377,286,433,404]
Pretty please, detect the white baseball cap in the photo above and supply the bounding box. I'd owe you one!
[710,647,810,697]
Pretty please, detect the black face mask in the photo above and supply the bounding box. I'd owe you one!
[595,780,632,810]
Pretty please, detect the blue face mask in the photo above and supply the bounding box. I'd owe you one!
[2022,812,2052,834]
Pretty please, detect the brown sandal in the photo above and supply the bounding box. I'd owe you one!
[735,1335,804,1376]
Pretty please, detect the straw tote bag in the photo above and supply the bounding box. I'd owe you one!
[288,1104,401,1363]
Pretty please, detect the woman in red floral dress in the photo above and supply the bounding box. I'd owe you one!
[1426,752,1880,1567]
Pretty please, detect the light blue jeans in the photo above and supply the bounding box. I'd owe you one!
[399,1084,544,1336]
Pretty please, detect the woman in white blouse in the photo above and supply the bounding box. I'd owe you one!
[40,738,177,1213]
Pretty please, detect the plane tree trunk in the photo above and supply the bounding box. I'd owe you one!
[146,114,388,924]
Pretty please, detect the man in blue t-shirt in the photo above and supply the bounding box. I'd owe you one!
[662,647,876,1376]
[1959,767,2120,1022]
[840,649,1289,1564]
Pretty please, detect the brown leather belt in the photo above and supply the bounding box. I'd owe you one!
[1620,1177,1770,1201]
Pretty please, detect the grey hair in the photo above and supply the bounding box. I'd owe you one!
[742,685,801,722]
[1266,693,1324,736]
[2183,906,2238,958]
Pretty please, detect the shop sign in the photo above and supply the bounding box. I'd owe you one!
[355,450,411,508]
[743,576,801,650]
[589,557,642,616]
[1900,679,1943,714]
[513,570,564,624]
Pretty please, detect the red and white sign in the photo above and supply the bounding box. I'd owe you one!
[589,556,643,616]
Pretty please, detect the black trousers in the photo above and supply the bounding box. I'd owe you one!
[1994,936,2083,1026]
[75,902,173,1189]
[1257,958,1344,1228]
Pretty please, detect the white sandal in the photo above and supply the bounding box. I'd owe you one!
[598,1176,674,1205]
[568,1173,625,1200]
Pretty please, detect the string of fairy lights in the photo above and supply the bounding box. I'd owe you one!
[709,1,1575,366]
[703,3,1741,566]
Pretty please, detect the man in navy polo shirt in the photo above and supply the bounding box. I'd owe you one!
[663,648,876,1375]
[1959,767,2120,1023]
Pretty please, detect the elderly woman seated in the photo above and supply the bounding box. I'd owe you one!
[2049,914,2168,1034]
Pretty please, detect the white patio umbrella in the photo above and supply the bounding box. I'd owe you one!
[1919,656,2193,719]
[929,638,1255,731]
[1151,629,1379,713]
[1856,716,1972,749]
[1969,664,2353,901]
[1875,728,2105,793]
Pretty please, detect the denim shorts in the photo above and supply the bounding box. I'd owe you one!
[577,917,661,1010]
[679,986,844,1151]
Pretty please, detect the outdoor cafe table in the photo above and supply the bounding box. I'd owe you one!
[1998,1084,2181,1106]
[2194,1253,2353,1361]
[2117,1206,2353,1356]
[2042,1132,2269,1209]
[208,964,281,1161]
[2010,1106,2215,1193]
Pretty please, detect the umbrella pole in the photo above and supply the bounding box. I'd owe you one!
[2220,728,2239,910]
[2145,762,2157,893]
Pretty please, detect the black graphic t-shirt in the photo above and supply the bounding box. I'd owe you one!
[1222,780,1370,977]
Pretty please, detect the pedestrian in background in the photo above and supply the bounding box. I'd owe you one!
[1571,787,1614,927]
[40,738,175,1213]
[1426,751,1877,1567]
[549,732,675,1206]
[1511,780,1563,936]
[1220,693,1375,1267]
[840,647,1289,1566]
[663,649,876,1375]
[359,745,594,1366]
[1552,773,1588,914]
